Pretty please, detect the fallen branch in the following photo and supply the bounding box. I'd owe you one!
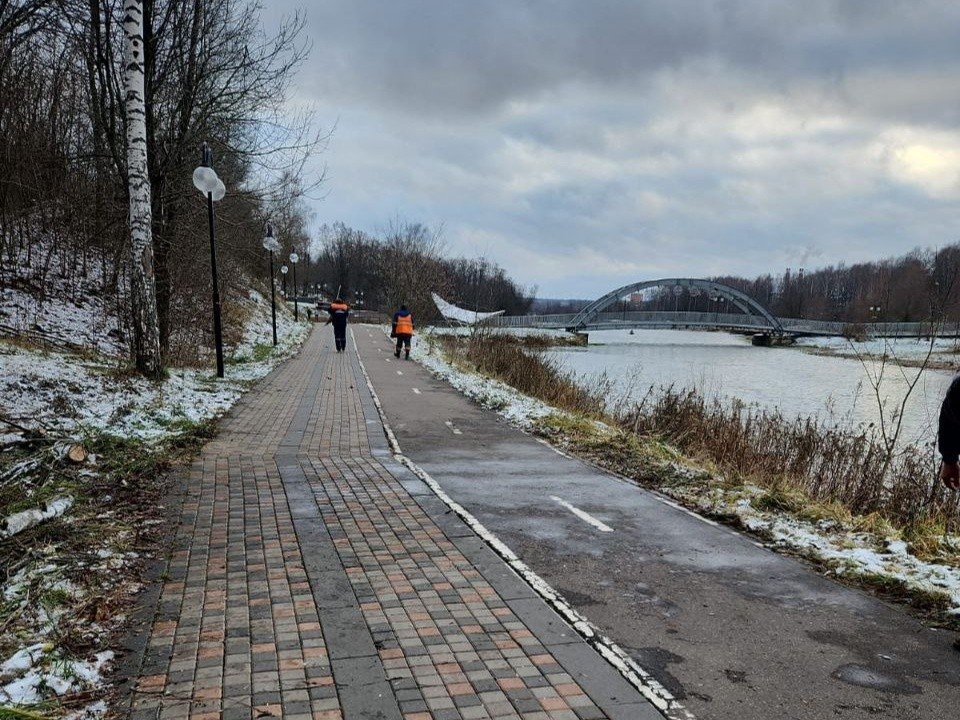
[0,496,74,539]
[0,414,45,438]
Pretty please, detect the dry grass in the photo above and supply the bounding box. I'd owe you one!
[437,330,608,417]
[623,385,960,533]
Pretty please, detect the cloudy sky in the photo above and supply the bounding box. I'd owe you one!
[273,0,960,298]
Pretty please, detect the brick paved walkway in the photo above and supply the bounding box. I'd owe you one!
[127,326,662,720]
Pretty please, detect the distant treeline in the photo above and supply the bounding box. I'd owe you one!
[299,222,533,321]
[534,244,960,323]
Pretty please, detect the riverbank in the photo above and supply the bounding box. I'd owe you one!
[796,335,960,371]
[419,330,960,629]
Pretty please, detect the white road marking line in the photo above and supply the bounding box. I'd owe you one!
[654,496,720,527]
[550,496,614,533]
[397,370,403,375]
[412,388,421,394]
[444,420,463,435]
[535,437,574,458]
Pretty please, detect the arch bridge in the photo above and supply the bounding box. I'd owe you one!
[489,279,953,338]
[564,278,784,335]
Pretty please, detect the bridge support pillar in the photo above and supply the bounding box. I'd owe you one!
[751,333,795,347]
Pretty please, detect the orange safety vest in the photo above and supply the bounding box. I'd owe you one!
[394,313,414,335]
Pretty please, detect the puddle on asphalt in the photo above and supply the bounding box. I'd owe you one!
[831,663,922,694]
[626,646,687,699]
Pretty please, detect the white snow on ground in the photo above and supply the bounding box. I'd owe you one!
[0,289,309,444]
[797,335,960,363]
[412,330,960,616]
[0,289,310,715]
[414,331,558,429]
[0,645,114,706]
[675,481,960,614]
[0,238,127,356]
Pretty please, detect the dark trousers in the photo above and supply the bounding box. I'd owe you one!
[395,334,411,356]
[333,323,347,352]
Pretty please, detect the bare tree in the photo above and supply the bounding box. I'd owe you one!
[845,250,960,515]
[379,219,447,319]
[70,0,321,351]
[122,0,161,376]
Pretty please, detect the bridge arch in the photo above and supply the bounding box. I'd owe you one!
[568,278,785,334]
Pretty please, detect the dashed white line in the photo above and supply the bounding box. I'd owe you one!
[550,496,614,532]
[444,420,463,435]
[412,388,422,394]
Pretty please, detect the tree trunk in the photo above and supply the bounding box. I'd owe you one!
[123,0,162,377]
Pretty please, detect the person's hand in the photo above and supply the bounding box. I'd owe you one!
[940,461,960,490]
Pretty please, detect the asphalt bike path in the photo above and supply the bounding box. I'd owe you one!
[125,324,663,720]
[354,325,960,720]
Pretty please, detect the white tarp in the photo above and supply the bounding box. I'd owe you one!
[431,293,505,325]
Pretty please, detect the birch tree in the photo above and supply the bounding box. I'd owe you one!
[123,0,162,376]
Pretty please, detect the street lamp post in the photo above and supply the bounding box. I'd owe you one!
[289,249,300,321]
[262,224,281,346]
[280,265,288,295]
[192,142,227,378]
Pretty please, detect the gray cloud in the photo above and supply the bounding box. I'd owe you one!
[295,1,960,122]
[271,1,960,296]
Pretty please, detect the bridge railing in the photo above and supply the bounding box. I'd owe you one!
[487,311,772,329]
[781,318,960,337]
[593,311,771,328]
[488,313,578,328]
[487,312,960,337]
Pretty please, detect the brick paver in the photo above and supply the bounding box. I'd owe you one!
[128,326,654,719]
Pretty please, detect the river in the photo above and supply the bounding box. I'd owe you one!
[544,329,957,447]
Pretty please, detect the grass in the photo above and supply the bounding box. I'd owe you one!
[624,384,960,533]
[0,706,54,719]
[251,343,274,362]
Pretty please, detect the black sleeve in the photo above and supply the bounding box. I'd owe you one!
[938,375,960,462]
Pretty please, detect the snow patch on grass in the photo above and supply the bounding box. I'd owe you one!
[0,291,309,444]
[0,288,310,716]
[0,643,114,707]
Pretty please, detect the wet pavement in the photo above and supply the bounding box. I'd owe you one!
[124,325,664,720]
[354,326,960,720]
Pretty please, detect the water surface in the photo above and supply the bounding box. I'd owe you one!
[544,329,955,447]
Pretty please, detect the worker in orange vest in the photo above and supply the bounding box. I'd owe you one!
[326,298,350,352]
[391,305,414,359]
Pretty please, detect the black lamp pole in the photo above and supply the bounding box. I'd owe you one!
[291,250,299,321]
[203,143,225,378]
[265,224,278,346]
[269,250,277,345]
